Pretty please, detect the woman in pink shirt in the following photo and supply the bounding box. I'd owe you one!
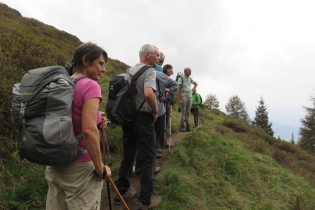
[45,42,111,210]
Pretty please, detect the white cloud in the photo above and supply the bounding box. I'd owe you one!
[2,0,315,141]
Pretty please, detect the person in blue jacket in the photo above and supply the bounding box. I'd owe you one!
[154,52,165,72]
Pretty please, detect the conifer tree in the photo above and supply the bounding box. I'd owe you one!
[290,132,295,144]
[299,96,315,152]
[204,94,220,109]
[225,95,251,123]
[252,96,274,136]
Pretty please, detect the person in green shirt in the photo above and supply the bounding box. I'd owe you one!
[191,88,202,128]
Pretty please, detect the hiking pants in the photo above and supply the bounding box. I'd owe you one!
[116,112,156,205]
[181,96,192,121]
[155,114,164,148]
[135,114,163,168]
[156,113,168,147]
[45,161,103,210]
[191,107,199,127]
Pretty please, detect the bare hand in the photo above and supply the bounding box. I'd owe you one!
[96,165,111,181]
[98,117,108,129]
[152,113,158,123]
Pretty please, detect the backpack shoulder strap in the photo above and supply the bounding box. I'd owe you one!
[130,65,152,112]
[133,65,152,79]
[72,76,86,84]
[71,75,86,143]
[156,77,163,103]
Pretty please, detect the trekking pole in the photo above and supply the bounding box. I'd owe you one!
[160,93,168,165]
[100,129,130,210]
[169,104,172,153]
[163,92,167,150]
[164,102,167,150]
[103,121,112,166]
[99,113,112,165]
[100,130,112,210]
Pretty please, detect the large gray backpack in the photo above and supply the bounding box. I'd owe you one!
[12,66,86,166]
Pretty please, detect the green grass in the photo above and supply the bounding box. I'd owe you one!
[155,126,315,210]
[2,3,315,209]
[4,106,315,209]
[1,159,47,210]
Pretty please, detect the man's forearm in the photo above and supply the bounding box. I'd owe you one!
[146,92,158,113]
[177,86,182,100]
[193,82,198,89]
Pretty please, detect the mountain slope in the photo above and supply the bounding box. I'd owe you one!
[1,3,315,210]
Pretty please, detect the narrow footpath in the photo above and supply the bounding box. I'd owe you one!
[100,131,188,210]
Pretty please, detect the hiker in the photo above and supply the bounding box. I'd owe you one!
[161,64,175,148]
[177,67,198,132]
[45,42,111,209]
[135,69,178,170]
[156,70,178,150]
[154,52,165,72]
[191,88,202,128]
[114,44,163,209]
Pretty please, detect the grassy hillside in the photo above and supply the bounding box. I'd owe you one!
[1,3,315,210]
[154,108,315,210]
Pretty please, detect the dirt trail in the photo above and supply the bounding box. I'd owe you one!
[100,131,188,210]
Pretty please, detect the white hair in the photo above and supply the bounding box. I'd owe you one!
[139,44,157,60]
[159,52,165,60]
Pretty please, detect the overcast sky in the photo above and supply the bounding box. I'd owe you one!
[2,0,315,141]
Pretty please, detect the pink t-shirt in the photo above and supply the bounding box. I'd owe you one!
[71,77,102,162]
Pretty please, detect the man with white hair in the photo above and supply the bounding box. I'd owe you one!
[114,44,163,209]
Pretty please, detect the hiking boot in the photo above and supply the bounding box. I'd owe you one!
[135,168,142,174]
[113,187,137,205]
[156,153,162,159]
[180,123,186,132]
[160,142,173,148]
[157,149,162,154]
[136,167,160,174]
[186,124,191,132]
[154,166,161,174]
[135,196,163,210]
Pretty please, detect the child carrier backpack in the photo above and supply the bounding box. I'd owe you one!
[175,72,193,85]
[106,65,151,126]
[11,66,86,166]
[175,72,184,84]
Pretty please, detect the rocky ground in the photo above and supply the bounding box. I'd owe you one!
[100,131,188,210]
